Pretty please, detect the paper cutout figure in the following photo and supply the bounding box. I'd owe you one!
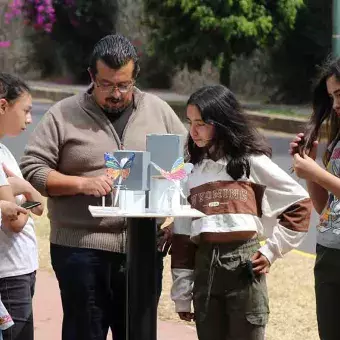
[150,157,193,199]
[104,152,135,181]
[104,152,135,207]
[150,157,193,182]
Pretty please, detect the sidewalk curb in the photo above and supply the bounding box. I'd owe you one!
[30,86,76,103]
[292,249,316,259]
[245,110,309,135]
[30,85,311,135]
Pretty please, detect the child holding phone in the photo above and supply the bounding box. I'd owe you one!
[0,73,44,340]
[289,57,340,340]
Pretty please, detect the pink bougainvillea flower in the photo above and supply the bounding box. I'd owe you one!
[36,14,43,25]
[5,12,12,20]
[0,41,11,48]
[5,0,56,34]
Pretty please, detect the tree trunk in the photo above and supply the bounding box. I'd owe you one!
[219,57,231,87]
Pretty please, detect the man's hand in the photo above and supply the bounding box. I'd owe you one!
[78,175,114,197]
[178,312,195,322]
[251,251,270,275]
[0,200,27,221]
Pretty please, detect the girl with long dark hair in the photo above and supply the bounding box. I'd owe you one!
[171,85,312,340]
[290,57,340,340]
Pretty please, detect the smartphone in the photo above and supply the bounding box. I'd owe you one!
[21,201,41,210]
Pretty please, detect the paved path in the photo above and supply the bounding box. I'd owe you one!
[33,270,197,340]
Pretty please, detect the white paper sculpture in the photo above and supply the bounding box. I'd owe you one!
[149,157,193,213]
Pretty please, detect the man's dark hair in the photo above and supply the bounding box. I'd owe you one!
[89,34,140,78]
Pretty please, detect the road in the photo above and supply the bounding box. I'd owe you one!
[2,100,318,254]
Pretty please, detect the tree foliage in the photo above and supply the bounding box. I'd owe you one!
[143,0,304,85]
[268,0,332,103]
[6,0,118,82]
[50,0,118,82]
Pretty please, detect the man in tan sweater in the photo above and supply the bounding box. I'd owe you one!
[20,34,187,340]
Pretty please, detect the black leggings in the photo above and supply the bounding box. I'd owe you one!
[315,244,340,340]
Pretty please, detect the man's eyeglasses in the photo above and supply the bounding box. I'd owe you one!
[95,81,134,94]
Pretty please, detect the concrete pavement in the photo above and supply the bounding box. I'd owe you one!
[33,270,198,340]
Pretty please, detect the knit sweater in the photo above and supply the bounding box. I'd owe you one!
[20,87,187,253]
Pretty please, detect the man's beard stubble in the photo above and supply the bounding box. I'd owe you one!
[102,97,131,116]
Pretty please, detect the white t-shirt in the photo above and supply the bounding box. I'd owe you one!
[0,143,38,278]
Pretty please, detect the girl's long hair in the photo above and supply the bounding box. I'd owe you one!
[300,57,340,166]
[186,85,272,180]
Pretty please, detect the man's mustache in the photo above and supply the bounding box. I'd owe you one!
[106,97,121,103]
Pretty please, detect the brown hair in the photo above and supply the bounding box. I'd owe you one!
[299,56,340,166]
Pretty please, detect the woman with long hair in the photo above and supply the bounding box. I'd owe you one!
[290,57,340,340]
[171,85,312,340]
[0,72,44,340]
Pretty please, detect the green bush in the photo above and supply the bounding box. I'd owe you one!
[142,0,304,86]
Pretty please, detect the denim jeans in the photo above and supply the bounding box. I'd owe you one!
[51,243,164,340]
[0,272,36,340]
